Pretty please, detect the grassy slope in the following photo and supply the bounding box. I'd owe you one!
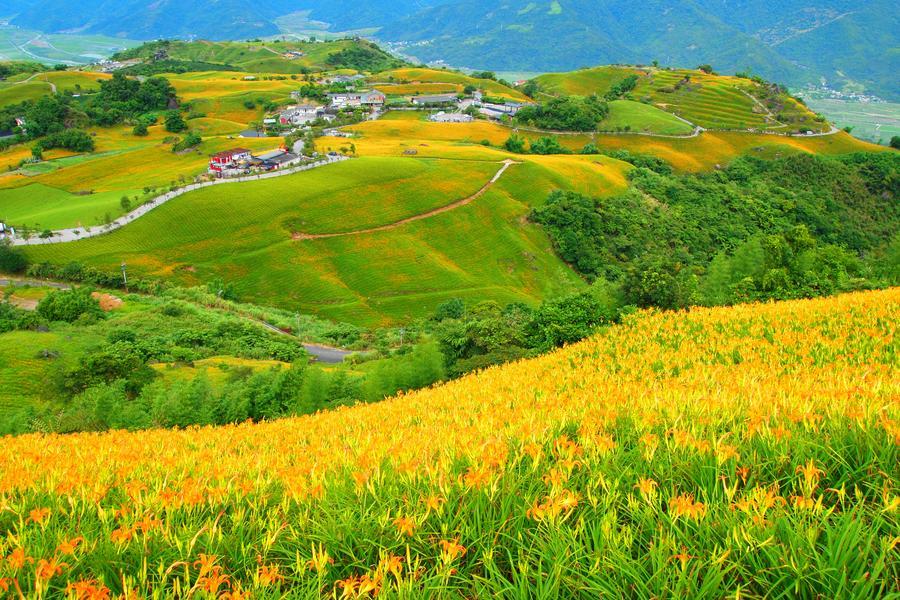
[0,125,282,227]
[141,39,364,74]
[535,66,638,96]
[0,328,103,416]
[23,155,619,325]
[0,289,895,596]
[0,80,49,108]
[600,100,694,135]
[0,183,141,230]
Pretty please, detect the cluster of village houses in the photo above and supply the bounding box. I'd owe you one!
[269,81,533,133]
[212,76,534,177]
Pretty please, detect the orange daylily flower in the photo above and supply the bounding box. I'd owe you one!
[439,538,467,562]
[26,507,51,525]
[57,536,85,555]
[35,557,68,581]
[392,515,416,537]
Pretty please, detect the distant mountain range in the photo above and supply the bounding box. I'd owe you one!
[2,0,897,99]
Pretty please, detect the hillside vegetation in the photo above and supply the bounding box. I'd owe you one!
[534,66,828,133]
[0,289,896,596]
[112,39,403,75]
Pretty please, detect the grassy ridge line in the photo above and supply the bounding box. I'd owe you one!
[0,288,896,596]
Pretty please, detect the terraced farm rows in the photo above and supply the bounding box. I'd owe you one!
[634,70,771,130]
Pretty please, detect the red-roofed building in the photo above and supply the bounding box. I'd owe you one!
[209,148,252,173]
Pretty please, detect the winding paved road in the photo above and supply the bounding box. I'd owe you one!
[9,155,350,246]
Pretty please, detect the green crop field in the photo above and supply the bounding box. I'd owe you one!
[533,65,828,133]
[633,70,771,130]
[372,68,529,102]
[0,183,142,230]
[22,156,623,324]
[600,100,694,135]
[0,79,50,107]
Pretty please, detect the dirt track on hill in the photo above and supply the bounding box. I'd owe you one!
[292,159,519,241]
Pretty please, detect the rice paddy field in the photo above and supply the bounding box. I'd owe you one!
[0,288,896,597]
[0,26,138,65]
[804,98,900,144]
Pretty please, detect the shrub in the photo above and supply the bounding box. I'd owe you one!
[36,288,103,323]
[0,242,27,273]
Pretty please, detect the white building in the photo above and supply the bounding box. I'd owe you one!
[429,111,474,123]
[279,105,324,126]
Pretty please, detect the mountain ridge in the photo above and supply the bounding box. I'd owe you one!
[2,0,897,99]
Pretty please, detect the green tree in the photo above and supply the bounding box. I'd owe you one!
[0,241,27,273]
[504,134,527,153]
[165,111,187,133]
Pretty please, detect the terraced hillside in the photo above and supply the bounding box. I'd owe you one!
[0,289,896,596]
[2,54,888,327]
[535,65,829,133]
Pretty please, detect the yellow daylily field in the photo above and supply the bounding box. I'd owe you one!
[0,288,897,597]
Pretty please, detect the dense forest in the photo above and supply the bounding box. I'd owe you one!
[531,152,899,308]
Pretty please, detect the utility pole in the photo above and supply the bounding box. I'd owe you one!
[120,261,128,293]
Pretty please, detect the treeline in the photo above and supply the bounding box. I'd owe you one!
[0,61,50,80]
[430,286,623,378]
[530,152,899,309]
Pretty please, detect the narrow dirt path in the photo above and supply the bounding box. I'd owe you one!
[292,159,520,241]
